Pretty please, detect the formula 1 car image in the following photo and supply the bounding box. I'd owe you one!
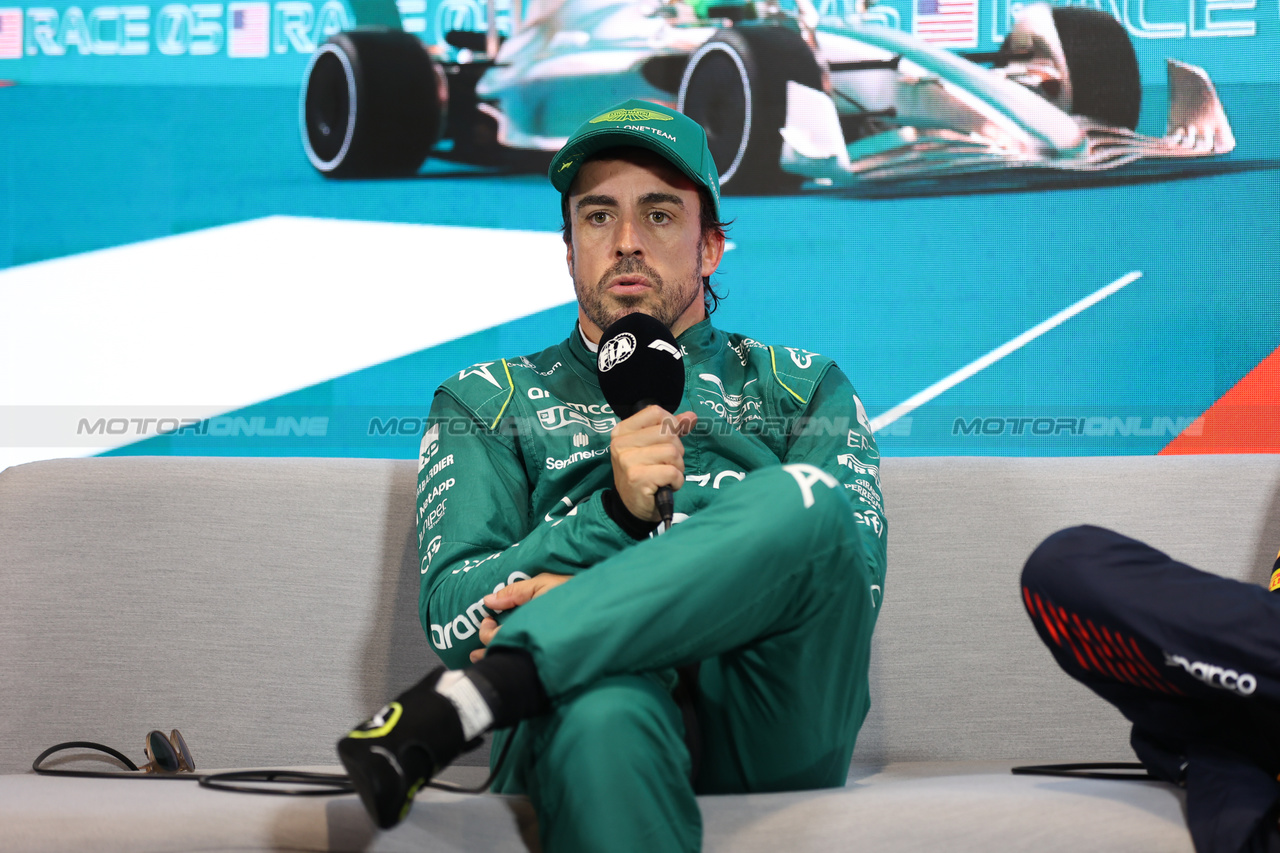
[299,0,1236,192]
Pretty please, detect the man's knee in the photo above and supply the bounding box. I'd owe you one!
[1023,524,1128,594]
[736,463,858,545]
[554,675,686,761]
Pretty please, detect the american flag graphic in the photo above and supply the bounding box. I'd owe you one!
[0,9,23,60]
[227,2,269,58]
[914,0,978,48]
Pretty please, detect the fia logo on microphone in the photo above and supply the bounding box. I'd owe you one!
[597,333,636,372]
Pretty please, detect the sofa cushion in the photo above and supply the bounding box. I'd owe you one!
[0,761,1191,852]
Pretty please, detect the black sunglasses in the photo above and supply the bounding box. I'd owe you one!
[142,729,195,773]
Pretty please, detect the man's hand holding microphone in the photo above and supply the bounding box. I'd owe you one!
[472,312,690,660]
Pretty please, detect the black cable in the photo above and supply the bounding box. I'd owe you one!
[35,741,137,772]
[199,770,354,795]
[1011,761,1155,781]
[427,729,515,794]
[35,732,516,797]
[32,741,197,779]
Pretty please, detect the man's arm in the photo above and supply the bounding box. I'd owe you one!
[783,367,888,591]
[418,388,640,669]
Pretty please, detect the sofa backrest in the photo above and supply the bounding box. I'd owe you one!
[1,455,1277,776]
[0,457,445,776]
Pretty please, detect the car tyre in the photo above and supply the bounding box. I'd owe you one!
[301,29,444,178]
[678,25,822,194]
[1051,7,1140,130]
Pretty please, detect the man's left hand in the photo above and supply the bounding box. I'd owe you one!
[470,573,572,662]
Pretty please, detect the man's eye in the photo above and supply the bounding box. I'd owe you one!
[649,211,670,224]
[587,211,609,224]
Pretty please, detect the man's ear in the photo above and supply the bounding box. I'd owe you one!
[565,241,574,277]
[700,229,726,278]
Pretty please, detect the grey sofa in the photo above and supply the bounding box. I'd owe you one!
[2,455,1277,852]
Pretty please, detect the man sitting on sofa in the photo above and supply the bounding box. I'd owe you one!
[337,99,888,853]
[1023,526,1280,853]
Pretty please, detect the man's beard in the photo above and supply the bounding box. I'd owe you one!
[576,244,704,333]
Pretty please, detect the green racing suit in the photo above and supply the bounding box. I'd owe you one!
[416,318,887,852]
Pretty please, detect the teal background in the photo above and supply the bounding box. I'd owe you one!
[2,5,1278,460]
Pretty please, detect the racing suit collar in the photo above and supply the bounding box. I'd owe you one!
[564,317,724,382]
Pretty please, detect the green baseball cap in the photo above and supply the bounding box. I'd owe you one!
[549,99,722,220]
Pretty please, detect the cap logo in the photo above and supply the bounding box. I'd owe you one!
[557,158,577,172]
[590,107,674,124]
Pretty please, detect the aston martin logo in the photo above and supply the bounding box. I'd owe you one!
[590,108,674,124]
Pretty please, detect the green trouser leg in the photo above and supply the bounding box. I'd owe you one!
[489,464,880,851]
[491,674,700,853]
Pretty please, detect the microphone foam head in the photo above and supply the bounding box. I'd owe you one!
[595,312,685,417]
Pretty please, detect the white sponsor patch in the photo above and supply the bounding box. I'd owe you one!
[426,453,454,481]
[847,430,880,460]
[423,477,455,506]
[420,535,442,574]
[1164,652,1257,696]
[854,510,883,537]
[786,347,814,369]
[697,374,762,424]
[423,497,449,530]
[537,406,617,432]
[835,453,880,487]
[459,362,503,389]
[514,357,562,376]
[844,481,883,512]
[430,570,531,650]
[418,423,440,471]
[783,463,838,508]
[546,448,609,470]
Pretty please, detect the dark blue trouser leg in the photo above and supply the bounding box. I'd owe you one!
[1021,525,1280,853]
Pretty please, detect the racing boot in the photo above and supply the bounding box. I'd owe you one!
[337,668,478,829]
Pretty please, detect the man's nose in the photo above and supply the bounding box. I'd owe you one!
[614,215,643,257]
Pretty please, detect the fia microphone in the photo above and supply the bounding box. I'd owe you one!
[595,313,686,528]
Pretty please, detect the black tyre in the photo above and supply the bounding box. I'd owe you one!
[1052,7,1140,130]
[678,25,822,193]
[301,29,444,178]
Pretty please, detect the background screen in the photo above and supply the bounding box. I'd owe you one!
[2,0,1277,471]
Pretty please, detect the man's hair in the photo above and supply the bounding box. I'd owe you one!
[559,150,730,315]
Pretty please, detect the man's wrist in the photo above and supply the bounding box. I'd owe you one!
[601,488,660,540]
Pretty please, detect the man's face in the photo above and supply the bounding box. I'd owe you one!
[567,150,724,342]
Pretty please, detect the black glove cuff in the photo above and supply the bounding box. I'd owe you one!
[602,489,660,541]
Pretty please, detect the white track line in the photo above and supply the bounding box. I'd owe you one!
[869,271,1143,432]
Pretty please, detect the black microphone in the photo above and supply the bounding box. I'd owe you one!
[595,312,686,529]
